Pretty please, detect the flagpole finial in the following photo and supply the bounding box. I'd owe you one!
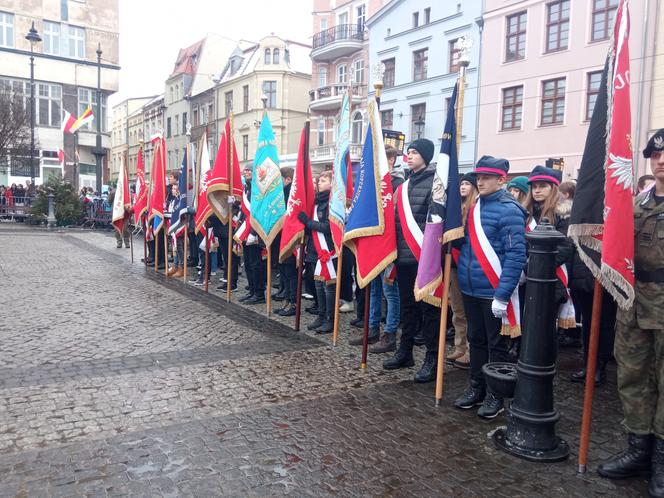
[372,62,386,92]
[457,35,473,67]
[186,123,192,138]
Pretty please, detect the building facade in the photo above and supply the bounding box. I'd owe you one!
[649,4,664,149]
[310,0,386,171]
[109,96,154,181]
[367,0,481,170]
[0,0,119,187]
[477,0,659,179]
[213,35,311,170]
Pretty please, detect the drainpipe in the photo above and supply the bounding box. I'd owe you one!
[634,0,650,182]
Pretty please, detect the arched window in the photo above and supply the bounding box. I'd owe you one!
[273,48,280,64]
[264,48,271,64]
[337,64,347,84]
[351,111,363,143]
[318,66,327,87]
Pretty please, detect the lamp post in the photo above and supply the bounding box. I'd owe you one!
[414,115,425,139]
[92,43,104,194]
[25,22,42,187]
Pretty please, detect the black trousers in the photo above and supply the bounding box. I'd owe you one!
[281,256,298,302]
[245,245,266,295]
[397,263,440,353]
[340,246,354,302]
[218,238,239,286]
[147,229,166,262]
[304,262,316,303]
[462,294,512,387]
[575,287,617,363]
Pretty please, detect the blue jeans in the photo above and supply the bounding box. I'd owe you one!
[369,270,400,333]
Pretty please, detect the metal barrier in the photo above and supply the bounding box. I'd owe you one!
[81,198,112,229]
[0,196,34,222]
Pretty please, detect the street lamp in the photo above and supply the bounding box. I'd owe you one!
[92,43,104,194]
[25,22,41,188]
[261,93,268,110]
[414,115,425,139]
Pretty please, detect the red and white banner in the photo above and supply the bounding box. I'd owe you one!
[233,189,252,244]
[312,209,336,282]
[112,155,130,235]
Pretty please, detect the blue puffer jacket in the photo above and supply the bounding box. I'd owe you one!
[457,189,527,301]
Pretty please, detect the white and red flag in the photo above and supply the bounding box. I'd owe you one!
[568,0,634,309]
[133,146,148,223]
[112,155,131,235]
[207,118,243,223]
[61,106,94,134]
[194,132,213,233]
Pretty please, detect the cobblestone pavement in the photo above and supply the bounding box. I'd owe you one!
[0,225,647,497]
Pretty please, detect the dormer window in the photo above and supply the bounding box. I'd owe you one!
[273,48,280,64]
[264,48,271,64]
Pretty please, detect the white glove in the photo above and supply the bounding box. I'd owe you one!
[491,298,508,318]
[227,195,236,204]
[247,234,257,245]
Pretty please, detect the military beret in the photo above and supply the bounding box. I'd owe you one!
[643,128,664,158]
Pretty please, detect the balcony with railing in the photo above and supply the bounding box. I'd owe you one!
[310,143,363,165]
[311,24,365,61]
[309,83,366,112]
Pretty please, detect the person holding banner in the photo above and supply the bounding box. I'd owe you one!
[598,130,664,497]
[299,171,336,333]
[453,156,526,419]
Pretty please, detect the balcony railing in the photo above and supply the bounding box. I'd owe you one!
[309,83,366,103]
[312,24,365,50]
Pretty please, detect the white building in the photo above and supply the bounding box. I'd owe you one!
[366,0,481,169]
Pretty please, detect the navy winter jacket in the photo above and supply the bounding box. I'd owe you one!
[457,189,527,301]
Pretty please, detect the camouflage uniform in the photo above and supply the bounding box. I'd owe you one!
[615,187,664,437]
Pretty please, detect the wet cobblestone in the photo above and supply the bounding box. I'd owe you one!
[0,226,647,497]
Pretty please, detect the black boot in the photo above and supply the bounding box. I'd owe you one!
[239,292,254,303]
[414,351,437,383]
[650,438,664,498]
[454,380,486,410]
[277,303,296,317]
[413,329,425,346]
[383,345,415,370]
[570,362,607,386]
[315,319,333,334]
[308,316,325,330]
[598,433,652,479]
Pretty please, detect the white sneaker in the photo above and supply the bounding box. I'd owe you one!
[339,300,355,313]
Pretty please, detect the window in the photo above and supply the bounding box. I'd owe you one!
[505,11,527,61]
[242,134,249,161]
[585,71,602,121]
[546,1,570,52]
[383,58,395,88]
[381,109,393,130]
[264,48,271,64]
[541,77,566,126]
[501,86,523,130]
[262,80,277,108]
[424,7,431,24]
[0,12,14,48]
[318,66,327,87]
[413,48,428,81]
[243,85,249,112]
[273,48,280,64]
[337,64,347,84]
[182,112,187,134]
[225,90,233,116]
[353,59,365,84]
[175,115,179,136]
[411,103,426,139]
[167,117,172,138]
[43,21,61,55]
[591,0,619,42]
[193,107,198,126]
[170,86,174,104]
[351,111,363,143]
[449,38,461,73]
[357,5,366,30]
[320,19,327,31]
[36,83,61,127]
[412,12,419,28]
[317,118,325,146]
[78,88,106,131]
[208,103,213,122]
[66,25,85,58]
[200,105,207,125]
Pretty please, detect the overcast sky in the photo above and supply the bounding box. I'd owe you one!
[110,0,313,107]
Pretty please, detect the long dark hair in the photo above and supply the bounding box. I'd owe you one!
[524,183,560,224]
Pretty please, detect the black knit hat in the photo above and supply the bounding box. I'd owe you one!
[407,138,435,166]
[460,173,477,189]
[643,128,664,158]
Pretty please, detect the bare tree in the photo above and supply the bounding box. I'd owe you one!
[0,89,36,175]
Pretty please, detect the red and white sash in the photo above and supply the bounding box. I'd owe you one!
[312,209,336,282]
[526,218,576,329]
[468,201,521,337]
[395,180,442,302]
[234,189,252,244]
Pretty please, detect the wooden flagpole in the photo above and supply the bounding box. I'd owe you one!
[360,285,370,370]
[184,127,191,282]
[129,221,134,263]
[125,150,133,264]
[204,228,210,292]
[226,113,235,302]
[577,281,604,473]
[163,223,169,276]
[142,213,147,267]
[266,245,272,315]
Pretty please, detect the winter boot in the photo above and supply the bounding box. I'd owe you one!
[598,433,652,479]
[414,351,437,383]
[307,316,325,331]
[383,345,415,370]
[348,327,380,346]
[315,319,333,334]
[454,380,486,410]
[477,391,504,419]
[650,438,664,498]
[369,333,396,354]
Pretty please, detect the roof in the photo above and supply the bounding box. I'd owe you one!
[170,39,205,78]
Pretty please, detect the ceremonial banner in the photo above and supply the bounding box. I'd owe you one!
[148,136,166,234]
[250,112,286,246]
[568,0,634,310]
[207,118,243,222]
[168,150,189,236]
[111,155,130,235]
[329,91,352,253]
[343,97,397,288]
[279,125,314,262]
[62,106,93,134]
[414,83,463,305]
[133,146,148,221]
[194,133,213,233]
